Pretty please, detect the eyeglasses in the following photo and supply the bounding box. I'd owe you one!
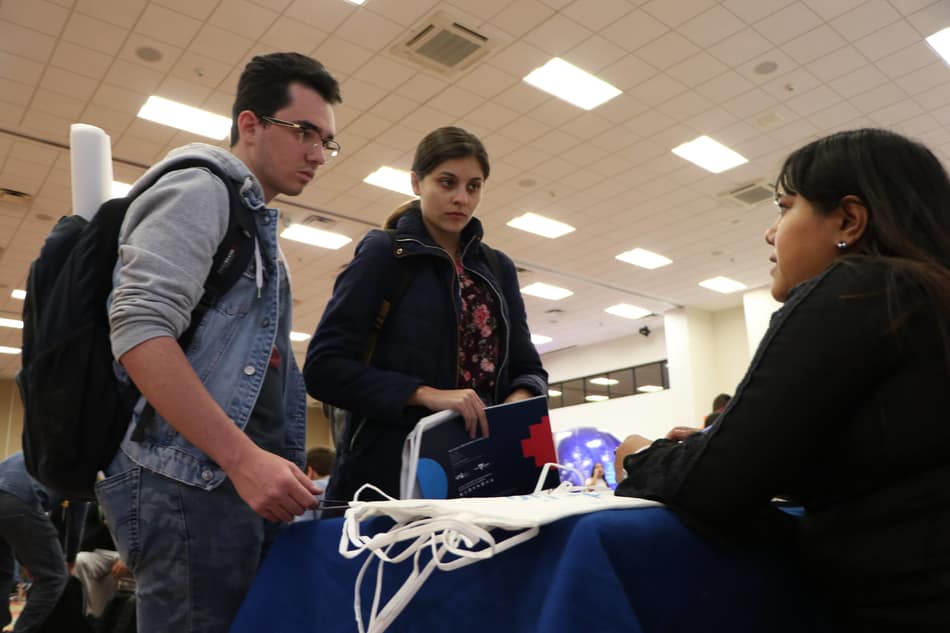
[256,114,341,158]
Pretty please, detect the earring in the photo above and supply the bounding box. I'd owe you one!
[836,241,847,250]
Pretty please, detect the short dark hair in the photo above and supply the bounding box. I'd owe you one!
[230,52,342,146]
[305,446,336,477]
[712,393,731,412]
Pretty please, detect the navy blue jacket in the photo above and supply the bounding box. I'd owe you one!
[305,206,546,423]
[304,207,546,499]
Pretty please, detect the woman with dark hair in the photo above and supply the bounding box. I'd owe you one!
[584,462,609,490]
[305,127,547,502]
[614,129,950,630]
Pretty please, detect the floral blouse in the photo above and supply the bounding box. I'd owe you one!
[455,256,500,403]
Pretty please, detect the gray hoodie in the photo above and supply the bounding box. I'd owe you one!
[109,143,266,361]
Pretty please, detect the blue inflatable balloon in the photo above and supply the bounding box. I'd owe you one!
[555,427,622,488]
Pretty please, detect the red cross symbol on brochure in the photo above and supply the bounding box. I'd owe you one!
[520,415,557,467]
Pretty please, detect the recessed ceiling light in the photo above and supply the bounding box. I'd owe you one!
[507,212,575,239]
[637,385,664,393]
[699,276,747,293]
[672,135,748,174]
[523,57,621,110]
[521,282,573,300]
[615,247,672,269]
[0,318,23,329]
[137,96,231,140]
[363,166,415,196]
[0,346,20,355]
[605,303,650,320]
[531,334,553,344]
[280,224,352,250]
[585,394,609,402]
[11,289,26,300]
[926,27,950,63]
[589,377,619,386]
[344,0,365,4]
[548,389,562,397]
[112,181,132,198]
[289,331,312,342]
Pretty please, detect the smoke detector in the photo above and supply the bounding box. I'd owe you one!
[391,11,494,75]
[719,180,774,208]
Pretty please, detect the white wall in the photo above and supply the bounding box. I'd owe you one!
[543,304,750,441]
[541,330,667,383]
[742,287,782,357]
[548,389,676,442]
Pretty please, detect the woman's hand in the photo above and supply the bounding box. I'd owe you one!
[410,386,488,439]
[665,426,703,441]
[503,388,535,403]
[613,434,653,483]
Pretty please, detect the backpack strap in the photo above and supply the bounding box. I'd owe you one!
[359,235,506,366]
[479,241,505,296]
[360,230,413,365]
[131,160,257,440]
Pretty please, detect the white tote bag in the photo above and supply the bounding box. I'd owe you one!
[339,465,662,633]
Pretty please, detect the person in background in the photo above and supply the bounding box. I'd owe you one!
[613,128,950,631]
[584,463,609,490]
[95,52,342,633]
[71,503,128,619]
[305,127,547,504]
[295,447,335,522]
[703,393,730,427]
[0,451,85,632]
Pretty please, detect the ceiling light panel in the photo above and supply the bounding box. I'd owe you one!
[523,58,622,110]
[672,135,748,173]
[364,167,415,196]
[521,282,574,300]
[698,276,747,293]
[615,247,672,269]
[605,303,650,320]
[137,96,231,140]
[280,224,352,250]
[926,27,950,63]
[507,212,575,238]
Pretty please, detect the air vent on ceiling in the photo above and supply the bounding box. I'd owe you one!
[0,187,32,207]
[719,180,774,208]
[391,11,494,75]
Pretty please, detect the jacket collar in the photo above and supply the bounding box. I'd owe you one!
[394,202,484,253]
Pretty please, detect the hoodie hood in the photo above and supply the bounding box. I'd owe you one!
[129,143,265,205]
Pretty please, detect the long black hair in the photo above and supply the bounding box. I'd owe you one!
[775,128,950,362]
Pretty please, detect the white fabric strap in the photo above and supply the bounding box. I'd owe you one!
[339,467,662,633]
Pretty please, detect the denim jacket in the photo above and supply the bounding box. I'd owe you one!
[108,144,306,490]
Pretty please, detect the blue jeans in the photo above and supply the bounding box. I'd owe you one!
[96,452,282,633]
[0,491,67,632]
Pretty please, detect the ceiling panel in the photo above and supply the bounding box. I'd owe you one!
[0,0,948,378]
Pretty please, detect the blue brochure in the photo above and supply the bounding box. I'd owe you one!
[399,395,561,499]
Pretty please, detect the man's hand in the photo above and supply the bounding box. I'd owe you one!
[225,446,320,523]
[409,386,488,439]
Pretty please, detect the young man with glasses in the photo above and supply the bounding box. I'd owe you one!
[96,52,341,633]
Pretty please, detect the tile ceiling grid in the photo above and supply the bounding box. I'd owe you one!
[0,0,948,379]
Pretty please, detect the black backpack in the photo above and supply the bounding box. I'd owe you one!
[16,158,256,500]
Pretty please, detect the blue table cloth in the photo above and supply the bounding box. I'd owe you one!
[230,507,825,632]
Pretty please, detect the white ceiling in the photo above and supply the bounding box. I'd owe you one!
[1,0,949,380]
